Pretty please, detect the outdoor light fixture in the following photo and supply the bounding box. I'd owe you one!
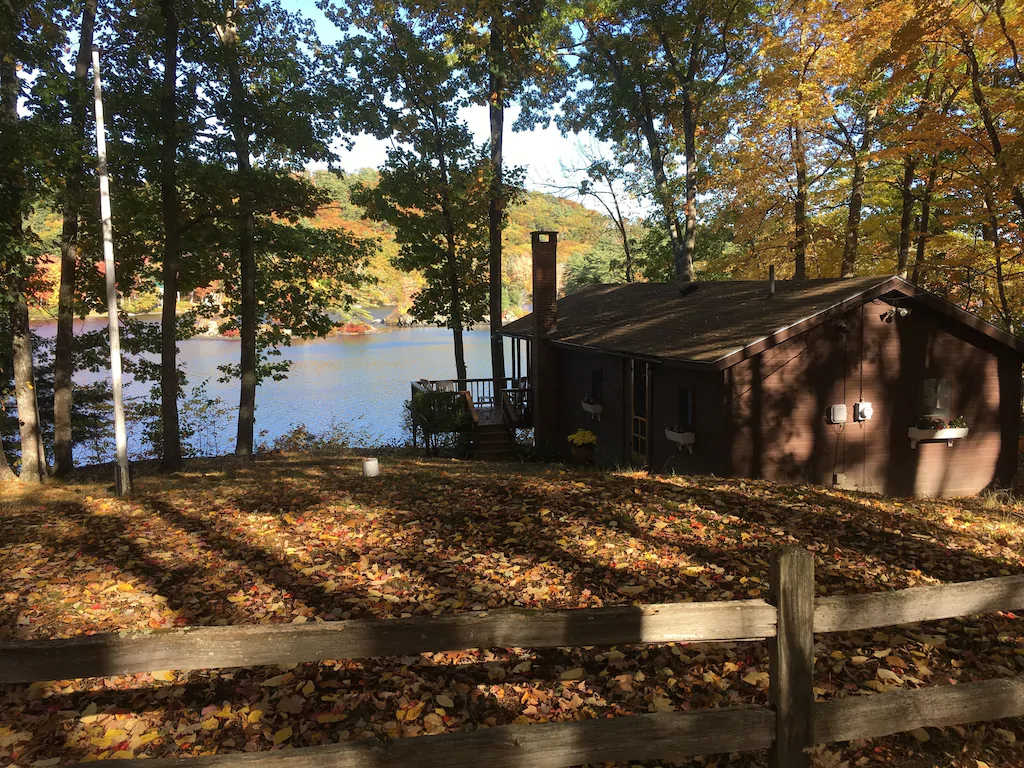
[854,401,874,422]
[827,404,848,425]
[880,306,912,324]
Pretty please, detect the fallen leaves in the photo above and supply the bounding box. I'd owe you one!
[260,674,292,688]
[876,668,902,685]
[742,670,769,686]
[2,454,1024,768]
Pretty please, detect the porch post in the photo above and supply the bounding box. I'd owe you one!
[531,231,559,453]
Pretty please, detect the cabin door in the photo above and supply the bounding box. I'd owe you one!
[630,359,650,467]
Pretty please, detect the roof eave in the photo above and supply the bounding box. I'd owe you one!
[500,276,1024,365]
[710,276,910,370]
[907,287,1024,356]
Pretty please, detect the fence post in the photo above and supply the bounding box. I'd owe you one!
[768,546,814,768]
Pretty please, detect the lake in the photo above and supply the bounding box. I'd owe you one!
[31,312,514,459]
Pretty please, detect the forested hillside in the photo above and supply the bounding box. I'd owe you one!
[309,169,628,312]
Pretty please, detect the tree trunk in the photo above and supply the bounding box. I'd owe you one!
[791,119,808,279]
[680,89,697,282]
[159,0,184,471]
[963,35,1024,219]
[0,438,14,483]
[11,298,46,483]
[897,50,937,281]
[840,106,877,278]
[896,156,917,278]
[218,16,258,457]
[1,53,45,483]
[53,0,98,477]
[451,327,467,386]
[994,0,1022,83]
[638,109,687,283]
[911,157,939,285]
[983,189,1014,333]
[611,191,633,282]
[650,19,699,283]
[487,13,506,396]
[446,241,467,386]
[444,204,466,385]
[433,119,467,387]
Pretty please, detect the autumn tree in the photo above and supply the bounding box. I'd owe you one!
[50,0,97,476]
[0,0,66,482]
[348,17,521,384]
[463,0,567,395]
[200,0,362,456]
[96,0,213,471]
[550,142,639,283]
[563,0,750,283]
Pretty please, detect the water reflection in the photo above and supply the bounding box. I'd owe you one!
[32,314,511,457]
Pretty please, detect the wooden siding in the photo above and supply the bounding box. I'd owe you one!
[724,298,1020,496]
[649,365,728,475]
[555,348,628,466]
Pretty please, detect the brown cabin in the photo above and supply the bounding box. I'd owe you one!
[500,232,1024,497]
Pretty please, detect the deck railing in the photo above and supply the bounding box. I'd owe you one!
[500,387,532,427]
[412,378,529,409]
[409,382,478,448]
[5,546,1024,767]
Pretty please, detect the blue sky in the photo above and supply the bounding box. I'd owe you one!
[287,0,591,194]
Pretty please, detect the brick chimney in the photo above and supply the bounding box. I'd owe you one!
[531,231,558,452]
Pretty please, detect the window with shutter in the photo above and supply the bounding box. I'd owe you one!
[922,378,952,420]
[679,388,695,430]
[591,370,603,405]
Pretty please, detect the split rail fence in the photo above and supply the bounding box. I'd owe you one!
[3,546,1024,767]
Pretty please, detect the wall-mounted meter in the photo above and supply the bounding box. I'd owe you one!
[827,404,848,425]
[854,401,874,422]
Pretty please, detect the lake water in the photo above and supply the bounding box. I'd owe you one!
[32,312,514,459]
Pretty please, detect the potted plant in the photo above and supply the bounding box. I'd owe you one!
[581,396,603,419]
[664,425,696,453]
[568,429,598,461]
[908,415,969,449]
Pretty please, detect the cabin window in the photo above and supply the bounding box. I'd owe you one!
[591,370,603,405]
[678,387,695,430]
[921,378,952,420]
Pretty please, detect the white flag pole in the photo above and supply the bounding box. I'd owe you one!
[92,46,131,496]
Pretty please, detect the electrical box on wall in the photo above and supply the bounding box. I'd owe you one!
[854,401,874,422]
[827,404,848,425]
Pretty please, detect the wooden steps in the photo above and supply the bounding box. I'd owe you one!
[474,423,517,460]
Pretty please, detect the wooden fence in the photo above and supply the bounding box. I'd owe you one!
[4,546,1024,767]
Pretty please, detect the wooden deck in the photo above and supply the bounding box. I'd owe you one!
[409,379,528,458]
[477,407,504,427]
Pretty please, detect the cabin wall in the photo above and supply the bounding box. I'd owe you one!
[649,365,728,476]
[555,348,628,466]
[724,300,1020,497]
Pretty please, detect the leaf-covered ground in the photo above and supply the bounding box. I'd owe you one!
[2,454,1024,767]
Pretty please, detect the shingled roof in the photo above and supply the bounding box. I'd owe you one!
[500,276,910,368]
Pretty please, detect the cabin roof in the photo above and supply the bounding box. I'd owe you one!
[499,276,1024,368]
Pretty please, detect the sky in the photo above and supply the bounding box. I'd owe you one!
[287,0,596,196]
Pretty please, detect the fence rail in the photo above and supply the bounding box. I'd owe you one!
[0,600,775,685]
[813,573,1024,633]
[109,708,776,768]
[4,547,1024,768]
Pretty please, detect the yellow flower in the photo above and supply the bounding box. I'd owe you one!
[567,429,597,447]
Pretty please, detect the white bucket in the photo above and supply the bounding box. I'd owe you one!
[362,458,380,478]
